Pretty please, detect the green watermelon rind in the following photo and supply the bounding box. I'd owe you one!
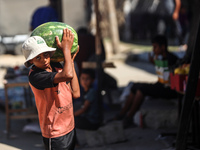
[31,22,78,62]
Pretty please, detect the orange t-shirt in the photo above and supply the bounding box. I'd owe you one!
[29,63,74,138]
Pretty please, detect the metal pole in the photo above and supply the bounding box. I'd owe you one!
[175,13,200,150]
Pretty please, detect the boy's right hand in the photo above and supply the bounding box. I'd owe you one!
[55,28,74,53]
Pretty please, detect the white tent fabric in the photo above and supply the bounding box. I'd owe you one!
[0,0,48,35]
[0,0,86,35]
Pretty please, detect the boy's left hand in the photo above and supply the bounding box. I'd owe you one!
[72,45,79,62]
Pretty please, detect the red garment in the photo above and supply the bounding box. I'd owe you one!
[29,68,74,138]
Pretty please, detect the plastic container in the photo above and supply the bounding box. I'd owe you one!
[170,73,187,92]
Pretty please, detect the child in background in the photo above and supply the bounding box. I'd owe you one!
[74,69,103,130]
[22,28,80,150]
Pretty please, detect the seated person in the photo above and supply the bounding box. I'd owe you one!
[74,69,103,130]
[112,35,178,128]
[75,27,117,104]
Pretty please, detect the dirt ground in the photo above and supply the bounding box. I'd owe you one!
[0,55,157,89]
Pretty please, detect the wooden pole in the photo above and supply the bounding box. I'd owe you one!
[94,0,102,56]
[175,13,200,150]
[94,0,103,120]
[107,0,120,54]
[57,0,63,22]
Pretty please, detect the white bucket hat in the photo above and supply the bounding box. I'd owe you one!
[22,36,56,67]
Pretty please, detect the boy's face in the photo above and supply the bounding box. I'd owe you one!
[29,52,51,70]
[80,73,94,91]
[152,43,163,56]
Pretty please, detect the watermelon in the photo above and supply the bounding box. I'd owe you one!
[31,22,78,62]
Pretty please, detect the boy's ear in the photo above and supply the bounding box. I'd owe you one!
[28,59,34,66]
[29,59,33,64]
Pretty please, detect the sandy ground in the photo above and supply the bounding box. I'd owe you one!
[0,53,157,89]
[0,55,25,67]
[104,59,157,87]
[0,55,25,88]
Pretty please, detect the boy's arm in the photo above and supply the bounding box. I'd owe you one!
[74,100,90,116]
[53,28,74,83]
[70,47,80,99]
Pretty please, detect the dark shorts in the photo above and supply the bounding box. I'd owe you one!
[43,129,76,150]
[131,82,177,99]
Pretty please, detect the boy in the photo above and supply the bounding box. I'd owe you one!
[74,69,102,130]
[22,28,80,150]
[111,35,178,128]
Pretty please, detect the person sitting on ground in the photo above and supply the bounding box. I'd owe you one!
[74,69,103,130]
[112,34,178,128]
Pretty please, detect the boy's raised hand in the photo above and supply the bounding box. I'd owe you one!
[55,28,74,53]
[72,46,79,62]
